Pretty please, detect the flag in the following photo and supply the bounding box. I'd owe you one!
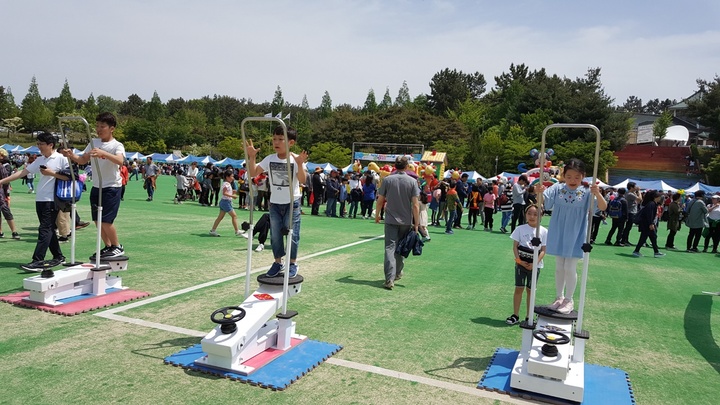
[275,112,282,119]
[283,113,291,120]
[264,113,272,117]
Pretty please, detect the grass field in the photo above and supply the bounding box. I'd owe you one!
[1,175,718,404]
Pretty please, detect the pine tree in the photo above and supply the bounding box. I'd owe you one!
[379,87,392,110]
[54,79,75,117]
[395,80,411,107]
[20,76,52,131]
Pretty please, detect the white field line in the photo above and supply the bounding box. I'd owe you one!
[94,234,535,404]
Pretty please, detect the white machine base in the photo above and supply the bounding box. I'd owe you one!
[510,313,585,402]
[511,349,585,402]
[22,261,128,306]
[198,276,304,375]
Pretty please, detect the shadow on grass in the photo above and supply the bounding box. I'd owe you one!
[471,316,509,328]
[131,336,201,360]
[424,355,491,384]
[335,275,402,290]
[684,294,720,375]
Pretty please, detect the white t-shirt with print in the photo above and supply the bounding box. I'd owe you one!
[257,154,305,204]
[84,138,125,188]
[510,223,548,268]
[25,151,69,202]
[221,181,233,201]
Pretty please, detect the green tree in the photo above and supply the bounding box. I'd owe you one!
[430,138,469,169]
[394,80,411,107]
[81,93,99,121]
[428,68,486,115]
[319,91,333,119]
[270,86,284,116]
[475,128,504,176]
[144,91,165,122]
[122,140,143,153]
[653,111,673,142]
[216,136,244,159]
[97,95,121,115]
[687,76,720,143]
[622,96,643,113]
[363,89,377,114]
[2,117,23,139]
[705,153,720,185]
[309,141,351,168]
[20,76,52,131]
[379,87,392,110]
[0,86,19,120]
[553,140,617,178]
[54,79,75,117]
[120,94,145,117]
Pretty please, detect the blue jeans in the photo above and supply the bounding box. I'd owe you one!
[501,211,512,229]
[446,209,457,232]
[325,198,337,217]
[269,199,301,261]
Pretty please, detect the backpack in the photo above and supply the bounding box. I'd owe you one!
[608,198,623,218]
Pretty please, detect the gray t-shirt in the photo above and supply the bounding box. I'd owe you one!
[378,171,419,226]
[626,192,639,214]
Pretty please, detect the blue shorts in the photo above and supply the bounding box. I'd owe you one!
[90,187,121,224]
[219,199,234,213]
[514,263,539,288]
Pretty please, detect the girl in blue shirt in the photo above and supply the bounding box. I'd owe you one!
[537,159,607,314]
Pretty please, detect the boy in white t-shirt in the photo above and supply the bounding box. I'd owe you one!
[0,132,70,274]
[62,112,126,259]
[506,204,548,325]
[245,126,308,278]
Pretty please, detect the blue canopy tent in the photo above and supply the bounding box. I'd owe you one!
[1,144,21,152]
[215,157,245,168]
[462,171,486,183]
[19,145,40,155]
[306,162,337,173]
[146,153,175,163]
[125,151,145,161]
[175,155,216,165]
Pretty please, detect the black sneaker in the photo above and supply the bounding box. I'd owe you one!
[58,236,69,243]
[47,256,66,267]
[506,314,519,325]
[21,261,51,272]
[12,232,20,240]
[0,232,3,238]
[101,245,125,258]
[90,246,113,261]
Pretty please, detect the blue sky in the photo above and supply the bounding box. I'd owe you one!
[3,0,719,109]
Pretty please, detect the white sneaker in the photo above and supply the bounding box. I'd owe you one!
[556,298,574,314]
[548,296,565,310]
[209,230,220,237]
[239,231,249,239]
[255,244,264,252]
[236,230,244,237]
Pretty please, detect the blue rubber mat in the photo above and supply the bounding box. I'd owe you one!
[164,339,342,390]
[478,348,635,404]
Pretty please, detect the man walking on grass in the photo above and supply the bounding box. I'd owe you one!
[376,156,419,290]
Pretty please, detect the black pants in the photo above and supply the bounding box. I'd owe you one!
[590,215,602,242]
[361,200,373,217]
[468,209,479,228]
[483,207,494,229]
[703,224,720,251]
[200,186,211,206]
[666,229,677,248]
[453,205,463,228]
[211,186,220,206]
[605,217,625,243]
[311,191,323,215]
[621,214,635,244]
[511,203,525,232]
[635,228,659,254]
[687,228,703,250]
[33,202,63,262]
[253,214,270,245]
